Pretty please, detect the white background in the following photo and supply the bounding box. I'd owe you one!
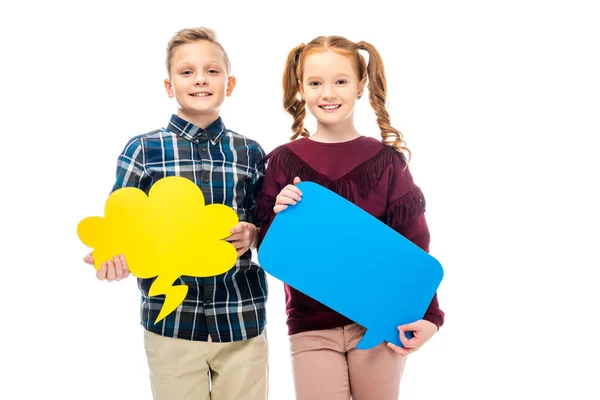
[1,0,599,399]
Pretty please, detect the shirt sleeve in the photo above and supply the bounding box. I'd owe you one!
[246,143,267,225]
[385,152,445,328]
[253,147,291,247]
[111,137,150,194]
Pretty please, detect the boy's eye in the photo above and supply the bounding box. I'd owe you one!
[181,70,192,76]
[208,69,219,74]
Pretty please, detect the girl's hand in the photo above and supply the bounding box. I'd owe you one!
[387,320,438,356]
[274,177,302,214]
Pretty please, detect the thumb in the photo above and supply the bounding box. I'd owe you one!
[398,322,418,332]
[293,176,301,185]
[84,253,94,265]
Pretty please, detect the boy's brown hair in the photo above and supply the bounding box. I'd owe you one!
[165,27,231,77]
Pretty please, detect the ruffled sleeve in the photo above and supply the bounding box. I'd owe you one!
[253,147,293,246]
[385,152,445,328]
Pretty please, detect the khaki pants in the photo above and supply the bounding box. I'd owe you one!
[290,324,406,400]
[144,329,269,400]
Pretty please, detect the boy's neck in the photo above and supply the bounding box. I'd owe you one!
[177,111,220,130]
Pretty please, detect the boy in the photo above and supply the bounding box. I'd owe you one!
[83,27,268,400]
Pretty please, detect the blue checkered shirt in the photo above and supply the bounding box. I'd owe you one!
[111,114,268,342]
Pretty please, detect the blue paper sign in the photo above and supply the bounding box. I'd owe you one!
[258,182,444,349]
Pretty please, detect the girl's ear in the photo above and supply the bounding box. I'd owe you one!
[357,78,366,99]
[298,80,305,101]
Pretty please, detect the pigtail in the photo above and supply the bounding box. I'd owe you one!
[283,44,310,140]
[357,41,410,162]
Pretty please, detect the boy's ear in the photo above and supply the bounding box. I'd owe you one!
[226,76,236,96]
[164,78,174,98]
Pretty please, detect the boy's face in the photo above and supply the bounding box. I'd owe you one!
[165,40,235,127]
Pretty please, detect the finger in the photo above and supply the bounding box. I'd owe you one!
[293,177,301,185]
[84,253,94,265]
[387,342,410,356]
[230,239,252,250]
[228,240,248,255]
[399,329,418,349]
[284,185,303,197]
[120,255,130,278]
[276,196,297,206]
[273,204,288,214]
[398,322,418,332]
[229,222,244,235]
[282,188,302,202]
[226,232,249,242]
[228,240,241,249]
[113,256,124,281]
[106,260,116,281]
[96,263,108,280]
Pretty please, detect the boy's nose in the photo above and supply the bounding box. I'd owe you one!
[194,75,208,85]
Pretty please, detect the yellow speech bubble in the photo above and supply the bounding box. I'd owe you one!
[77,176,239,323]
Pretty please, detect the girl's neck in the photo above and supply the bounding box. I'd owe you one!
[311,119,360,143]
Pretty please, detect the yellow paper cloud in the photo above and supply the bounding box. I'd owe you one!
[77,176,239,323]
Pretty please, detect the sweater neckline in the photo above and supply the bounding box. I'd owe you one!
[304,136,366,146]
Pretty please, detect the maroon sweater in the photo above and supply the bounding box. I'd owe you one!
[255,136,444,335]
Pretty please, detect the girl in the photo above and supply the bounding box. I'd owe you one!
[255,36,444,400]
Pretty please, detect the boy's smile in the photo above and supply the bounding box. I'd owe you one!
[190,91,212,97]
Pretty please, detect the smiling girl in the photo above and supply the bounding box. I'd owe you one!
[255,36,445,400]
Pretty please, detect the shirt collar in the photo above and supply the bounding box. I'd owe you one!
[167,114,226,145]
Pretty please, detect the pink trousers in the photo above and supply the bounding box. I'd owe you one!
[289,323,407,400]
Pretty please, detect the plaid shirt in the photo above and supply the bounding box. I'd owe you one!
[112,114,267,342]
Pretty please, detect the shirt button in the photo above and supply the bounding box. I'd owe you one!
[200,147,207,152]
[204,300,212,306]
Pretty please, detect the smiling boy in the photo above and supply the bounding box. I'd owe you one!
[84,27,269,400]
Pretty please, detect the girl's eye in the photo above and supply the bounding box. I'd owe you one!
[308,81,321,86]
[337,79,347,84]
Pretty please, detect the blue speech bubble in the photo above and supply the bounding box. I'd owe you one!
[258,182,444,350]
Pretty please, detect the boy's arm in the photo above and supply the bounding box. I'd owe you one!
[226,142,266,256]
[242,143,268,250]
[245,143,267,228]
[111,137,150,193]
[85,137,149,281]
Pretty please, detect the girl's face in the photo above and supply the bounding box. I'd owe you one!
[300,50,364,129]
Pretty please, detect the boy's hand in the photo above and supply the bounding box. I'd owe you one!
[386,320,438,356]
[274,177,302,214]
[84,253,131,281]
[227,222,258,256]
